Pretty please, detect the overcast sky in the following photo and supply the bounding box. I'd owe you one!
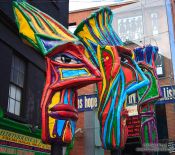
[69,0,126,11]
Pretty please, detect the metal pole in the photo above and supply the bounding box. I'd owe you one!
[111,149,122,155]
[51,143,63,155]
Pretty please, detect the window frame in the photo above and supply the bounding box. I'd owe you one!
[6,53,28,123]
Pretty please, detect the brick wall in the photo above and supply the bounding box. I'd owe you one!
[70,112,85,155]
[70,84,96,155]
[159,56,175,143]
[68,2,175,155]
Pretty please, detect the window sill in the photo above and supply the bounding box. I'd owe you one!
[5,112,28,123]
[1,113,41,138]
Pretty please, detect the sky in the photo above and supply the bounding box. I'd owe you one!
[69,0,126,11]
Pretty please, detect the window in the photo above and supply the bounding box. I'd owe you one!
[7,55,25,116]
[68,22,76,33]
[117,16,143,42]
[155,53,165,77]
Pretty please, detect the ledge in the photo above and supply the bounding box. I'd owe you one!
[0,116,41,138]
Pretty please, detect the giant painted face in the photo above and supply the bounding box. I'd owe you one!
[13,2,101,144]
[74,8,149,149]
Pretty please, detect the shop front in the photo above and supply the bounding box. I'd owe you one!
[0,109,50,155]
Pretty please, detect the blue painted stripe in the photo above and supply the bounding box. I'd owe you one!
[69,89,74,105]
[127,60,149,94]
[116,70,125,146]
[62,69,88,78]
[57,120,65,136]
[102,73,120,148]
[64,89,69,104]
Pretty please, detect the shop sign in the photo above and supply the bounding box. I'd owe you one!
[127,115,141,137]
[78,94,98,112]
[126,85,175,105]
[126,94,140,138]
[157,85,175,104]
[0,129,50,153]
[127,93,138,106]
[126,105,138,116]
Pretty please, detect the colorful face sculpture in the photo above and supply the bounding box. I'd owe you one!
[134,45,162,144]
[13,2,101,144]
[74,8,149,149]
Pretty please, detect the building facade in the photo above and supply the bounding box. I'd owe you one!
[0,1,69,155]
[1,0,175,155]
[69,0,175,155]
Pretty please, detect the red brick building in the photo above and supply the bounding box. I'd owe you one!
[68,0,175,155]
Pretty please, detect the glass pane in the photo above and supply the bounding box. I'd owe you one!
[117,16,143,42]
[10,84,16,99]
[15,101,20,116]
[19,60,25,73]
[11,68,18,85]
[16,87,22,101]
[10,67,14,82]
[16,56,25,73]
[8,98,15,114]
[11,55,15,68]
[18,72,24,87]
[8,85,11,96]
[15,56,20,71]
[10,55,25,87]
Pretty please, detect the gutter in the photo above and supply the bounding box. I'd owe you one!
[166,0,175,79]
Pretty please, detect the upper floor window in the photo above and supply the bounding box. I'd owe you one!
[7,55,25,116]
[69,22,76,33]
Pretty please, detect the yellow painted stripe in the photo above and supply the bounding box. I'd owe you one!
[78,24,97,46]
[97,45,106,101]
[89,18,102,39]
[48,92,60,138]
[15,8,36,43]
[99,13,104,31]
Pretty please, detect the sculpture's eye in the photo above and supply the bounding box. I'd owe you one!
[121,57,128,63]
[54,54,80,64]
[141,68,147,72]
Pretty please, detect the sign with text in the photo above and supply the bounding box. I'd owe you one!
[127,93,138,106]
[157,85,175,104]
[0,145,50,155]
[0,129,50,153]
[126,105,138,116]
[126,93,140,138]
[78,94,98,112]
[126,85,175,105]
[126,115,141,137]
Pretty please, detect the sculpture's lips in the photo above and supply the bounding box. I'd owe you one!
[49,104,78,121]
